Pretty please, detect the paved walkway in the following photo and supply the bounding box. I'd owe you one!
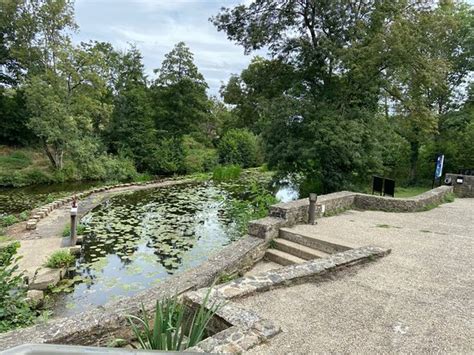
[7,179,192,277]
[240,198,473,354]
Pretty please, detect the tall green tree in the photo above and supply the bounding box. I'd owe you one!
[107,47,156,172]
[151,42,210,137]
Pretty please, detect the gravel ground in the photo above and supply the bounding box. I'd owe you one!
[240,198,473,354]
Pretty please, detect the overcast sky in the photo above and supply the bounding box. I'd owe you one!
[72,0,260,96]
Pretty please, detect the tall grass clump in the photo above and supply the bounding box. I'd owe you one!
[212,165,241,181]
[127,288,222,350]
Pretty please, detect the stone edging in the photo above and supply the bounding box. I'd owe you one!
[184,246,390,353]
[0,236,267,350]
[24,178,174,230]
[249,186,454,240]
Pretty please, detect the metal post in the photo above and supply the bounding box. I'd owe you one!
[308,193,317,225]
[70,196,78,246]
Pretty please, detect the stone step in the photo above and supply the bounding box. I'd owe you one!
[279,227,357,254]
[273,238,329,260]
[265,249,305,266]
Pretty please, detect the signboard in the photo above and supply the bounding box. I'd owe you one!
[383,178,395,197]
[434,154,444,179]
[372,176,384,195]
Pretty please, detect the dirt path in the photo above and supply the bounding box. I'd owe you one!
[7,178,193,276]
[242,198,474,354]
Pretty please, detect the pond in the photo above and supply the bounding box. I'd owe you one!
[0,181,104,216]
[54,174,298,316]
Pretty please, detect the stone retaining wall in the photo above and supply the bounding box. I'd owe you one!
[249,186,454,240]
[0,236,267,350]
[445,173,474,198]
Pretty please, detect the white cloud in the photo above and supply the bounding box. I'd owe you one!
[73,0,262,94]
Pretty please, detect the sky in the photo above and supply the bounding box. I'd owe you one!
[72,0,260,96]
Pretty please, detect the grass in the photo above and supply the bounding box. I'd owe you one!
[394,186,431,198]
[127,287,223,350]
[45,250,75,268]
[212,165,242,181]
[376,224,391,228]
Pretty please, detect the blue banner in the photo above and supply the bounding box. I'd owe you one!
[434,154,444,179]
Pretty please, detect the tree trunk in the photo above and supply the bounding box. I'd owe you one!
[42,140,59,169]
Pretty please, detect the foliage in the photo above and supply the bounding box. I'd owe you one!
[45,249,75,269]
[181,136,218,174]
[227,180,278,237]
[62,223,86,238]
[127,287,222,350]
[0,242,35,332]
[218,129,262,168]
[212,165,242,181]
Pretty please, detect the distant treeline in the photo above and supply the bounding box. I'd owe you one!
[1,0,473,192]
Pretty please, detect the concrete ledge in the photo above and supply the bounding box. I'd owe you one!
[0,236,267,350]
[183,246,389,353]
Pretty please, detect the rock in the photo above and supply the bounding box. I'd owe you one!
[26,220,37,230]
[26,290,44,307]
[29,268,61,290]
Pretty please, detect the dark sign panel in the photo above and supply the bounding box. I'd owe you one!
[372,176,384,195]
[383,178,395,197]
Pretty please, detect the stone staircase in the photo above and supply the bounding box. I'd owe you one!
[265,226,357,266]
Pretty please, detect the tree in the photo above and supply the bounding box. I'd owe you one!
[107,47,156,172]
[151,42,210,136]
[213,0,473,189]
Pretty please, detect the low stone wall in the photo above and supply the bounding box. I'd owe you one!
[0,236,266,350]
[445,173,474,198]
[184,246,390,353]
[249,186,454,240]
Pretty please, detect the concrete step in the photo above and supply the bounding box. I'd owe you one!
[265,249,305,266]
[273,238,330,260]
[279,227,357,254]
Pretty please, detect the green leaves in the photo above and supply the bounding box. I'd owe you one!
[127,287,222,350]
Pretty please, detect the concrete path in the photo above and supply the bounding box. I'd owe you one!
[7,179,192,276]
[240,198,473,354]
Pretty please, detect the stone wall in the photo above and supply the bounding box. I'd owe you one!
[0,236,267,350]
[249,186,454,240]
[445,173,474,198]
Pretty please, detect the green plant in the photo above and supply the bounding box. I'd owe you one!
[443,192,455,203]
[0,242,35,332]
[62,223,86,238]
[216,273,237,284]
[127,287,222,350]
[217,129,262,168]
[212,165,242,181]
[0,215,19,228]
[45,250,75,268]
[269,239,277,249]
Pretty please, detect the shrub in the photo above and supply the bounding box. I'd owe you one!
[182,136,218,173]
[0,242,35,332]
[217,129,262,168]
[212,165,242,181]
[0,215,19,228]
[45,250,75,268]
[127,287,222,350]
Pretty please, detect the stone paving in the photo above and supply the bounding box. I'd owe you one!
[240,198,473,354]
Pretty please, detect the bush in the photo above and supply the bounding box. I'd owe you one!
[212,165,242,181]
[62,224,86,238]
[0,215,19,228]
[182,136,218,173]
[146,138,185,175]
[45,250,75,268]
[0,242,35,332]
[217,129,262,168]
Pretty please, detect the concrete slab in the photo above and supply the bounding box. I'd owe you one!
[241,198,474,354]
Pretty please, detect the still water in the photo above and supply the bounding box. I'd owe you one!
[54,177,298,315]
